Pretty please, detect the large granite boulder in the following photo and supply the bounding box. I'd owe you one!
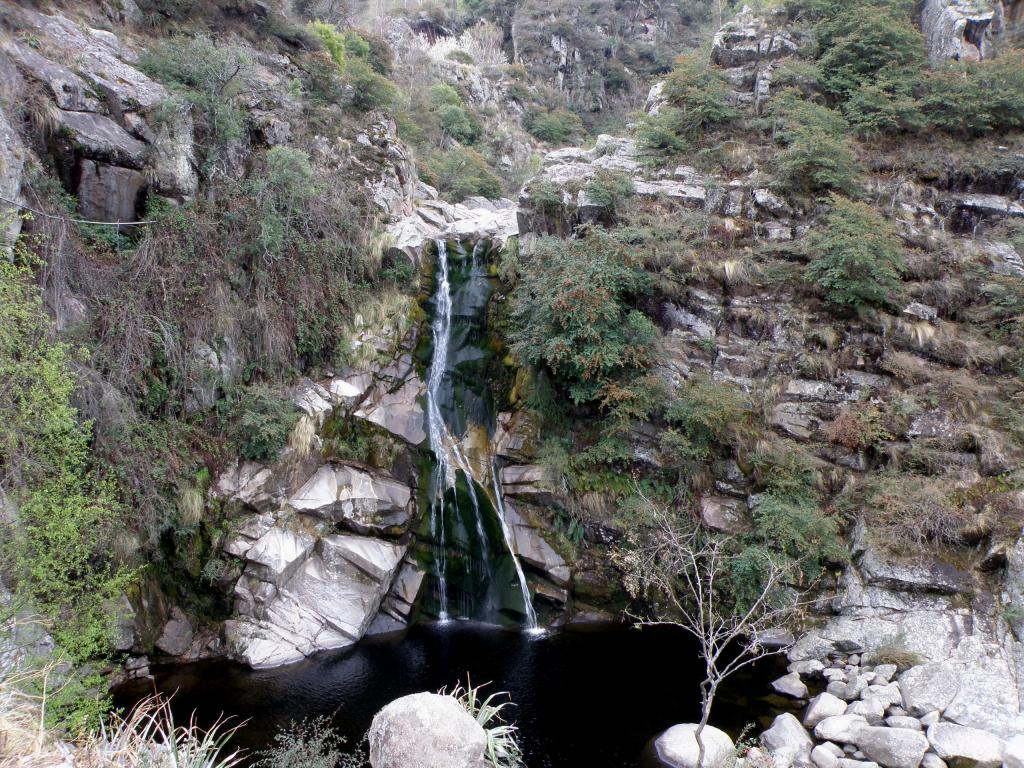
[655,723,735,768]
[898,636,1023,738]
[226,529,406,668]
[503,500,570,586]
[368,692,487,768]
[761,713,813,768]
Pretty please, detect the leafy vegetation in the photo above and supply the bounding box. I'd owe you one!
[255,716,364,768]
[447,682,524,768]
[140,37,250,177]
[805,195,905,311]
[217,385,300,462]
[771,91,861,197]
[509,229,658,404]
[0,256,132,666]
[523,107,584,144]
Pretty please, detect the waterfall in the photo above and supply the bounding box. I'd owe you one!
[492,459,539,630]
[425,240,454,620]
[424,239,537,628]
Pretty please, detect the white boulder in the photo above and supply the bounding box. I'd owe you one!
[656,723,735,768]
[926,723,1005,768]
[368,692,487,768]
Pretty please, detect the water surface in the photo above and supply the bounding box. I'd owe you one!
[117,622,792,767]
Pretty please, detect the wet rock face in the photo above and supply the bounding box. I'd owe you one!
[368,692,487,768]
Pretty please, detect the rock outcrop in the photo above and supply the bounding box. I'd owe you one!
[387,187,519,264]
[921,0,1014,63]
[1,7,198,222]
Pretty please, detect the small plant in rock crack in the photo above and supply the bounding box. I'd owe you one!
[554,507,585,545]
[444,682,524,768]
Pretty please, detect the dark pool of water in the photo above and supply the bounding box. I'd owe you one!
[115,621,792,768]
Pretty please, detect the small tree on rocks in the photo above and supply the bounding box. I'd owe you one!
[620,501,804,768]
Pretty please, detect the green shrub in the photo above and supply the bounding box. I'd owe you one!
[419,147,503,200]
[659,377,756,473]
[771,90,860,197]
[523,108,584,144]
[140,37,249,176]
[447,49,476,65]
[310,20,347,68]
[817,3,925,100]
[308,22,396,110]
[0,257,131,665]
[920,51,1024,137]
[843,69,925,137]
[738,444,846,598]
[660,55,738,140]
[439,103,482,144]
[255,716,363,768]
[249,146,316,260]
[509,229,658,404]
[636,108,690,155]
[584,169,635,211]
[218,386,300,462]
[805,195,905,311]
[345,57,397,111]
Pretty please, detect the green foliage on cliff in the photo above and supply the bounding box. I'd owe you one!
[816,2,925,101]
[509,229,658,404]
[217,385,300,462]
[806,195,905,311]
[308,20,396,111]
[523,108,584,144]
[661,55,739,139]
[0,255,132,664]
[659,377,756,483]
[733,443,846,600]
[140,36,249,176]
[419,146,504,200]
[771,90,860,197]
[638,55,738,156]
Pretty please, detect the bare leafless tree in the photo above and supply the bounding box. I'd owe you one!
[620,503,805,768]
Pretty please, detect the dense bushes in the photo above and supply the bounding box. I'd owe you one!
[771,91,860,197]
[218,385,300,462]
[523,107,584,144]
[140,36,249,176]
[792,0,1024,139]
[419,146,504,200]
[736,444,845,598]
[816,1,925,101]
[509,229,658,404]
[309,21,397,111]
[806,195,905,311]
[659,378,756,484]
[638,55,737,155]
[0,257,131,666]
[661,55,739,139]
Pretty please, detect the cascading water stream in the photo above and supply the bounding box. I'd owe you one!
[425,240,454,620]
[424,239,537,628]
[492,459,539,630]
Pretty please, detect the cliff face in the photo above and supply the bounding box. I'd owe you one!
[1,0,1023,748]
